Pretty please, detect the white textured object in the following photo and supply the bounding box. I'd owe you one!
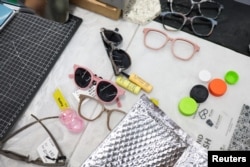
[123,0,161,25]
[199,70,212,82]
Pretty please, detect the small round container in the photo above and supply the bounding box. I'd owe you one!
[190,84,209,103]
[208,78,227,96]
[199,70,212,82]
[178,97,198,116]
[224,70,239,85]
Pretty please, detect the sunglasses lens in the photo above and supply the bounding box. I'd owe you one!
[96,81,118,102]
[75,68,91,88]
[104,29,123,44]
[112,49,131,69]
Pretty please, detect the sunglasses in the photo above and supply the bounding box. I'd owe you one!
[69,64,125,104]
[100,28,131,76]
[100,28,154,93]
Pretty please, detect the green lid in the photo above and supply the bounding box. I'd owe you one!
[224,71,239,85]
[178,97,198,116]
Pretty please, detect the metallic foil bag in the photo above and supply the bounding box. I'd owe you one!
[174,142,208,167]
[81,94,207,167]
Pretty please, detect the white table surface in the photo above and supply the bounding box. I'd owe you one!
[1,5,250,167]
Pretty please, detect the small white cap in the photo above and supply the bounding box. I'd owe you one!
[199,70,212,82]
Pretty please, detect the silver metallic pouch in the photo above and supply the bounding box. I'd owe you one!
[81,94,207,167]
[174,142,208,167]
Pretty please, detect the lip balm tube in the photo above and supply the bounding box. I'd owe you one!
[116,76,141,94]
[121,72,153,93]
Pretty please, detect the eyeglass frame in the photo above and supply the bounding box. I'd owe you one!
[69,64,125,105]
[160,11,218,37]
[100,27,132,76]
[168,0,224,19]
[143,28,200,61]
[77,94,126,131]
[0,115,66,166]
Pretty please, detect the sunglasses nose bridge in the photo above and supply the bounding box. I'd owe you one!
[109,43,117,50]
[92,75,102,85]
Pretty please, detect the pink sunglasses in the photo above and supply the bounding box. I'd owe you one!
[143,28,200,61]
[69,64,125,104]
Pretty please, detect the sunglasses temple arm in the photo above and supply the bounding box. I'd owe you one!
[30,115,67,166]
[109,55,121,76]
[0,115,66,166]
[31,115,66,160]
[116,98,122,108]
[100,32,121,76]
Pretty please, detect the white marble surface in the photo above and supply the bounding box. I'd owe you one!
[1,4,250,167]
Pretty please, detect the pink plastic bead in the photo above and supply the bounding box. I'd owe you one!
[59,108,84,133]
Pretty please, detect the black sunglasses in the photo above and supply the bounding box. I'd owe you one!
[100,28,131,76]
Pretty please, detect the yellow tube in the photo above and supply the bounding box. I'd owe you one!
[128,73,153,93]
[116,76,141,94]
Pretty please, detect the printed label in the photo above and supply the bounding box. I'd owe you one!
[53,88,70,111]
[72,85,96,102]
[37,137,58,163]
[196,134,212,150]
[191,104,236,150]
